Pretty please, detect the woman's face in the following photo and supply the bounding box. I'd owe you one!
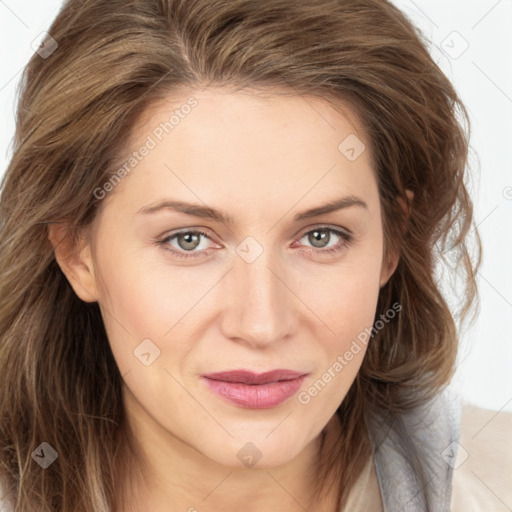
[59,87,398,470]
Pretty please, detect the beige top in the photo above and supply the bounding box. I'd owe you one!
[343,403,512,511]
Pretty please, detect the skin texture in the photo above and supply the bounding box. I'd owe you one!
[49,87,409,511]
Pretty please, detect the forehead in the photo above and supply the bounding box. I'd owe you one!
[133,85,367,149]
[101,86,378,224]
[122,85,370,164]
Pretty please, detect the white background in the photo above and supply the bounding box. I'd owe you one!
[1,0,511,412]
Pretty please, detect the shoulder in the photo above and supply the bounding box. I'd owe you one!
[0,496,13,511]
[364,388,461,511]
[343,454,383,511]
[450,403,512,511]
[0,480,13,512]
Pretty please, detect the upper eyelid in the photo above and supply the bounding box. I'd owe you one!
[299,224,352,236]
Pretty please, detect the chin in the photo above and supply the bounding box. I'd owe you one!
[198,431,307,470]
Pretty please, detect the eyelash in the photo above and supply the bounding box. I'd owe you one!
[157,226,353,260]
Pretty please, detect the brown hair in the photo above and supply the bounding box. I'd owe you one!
[0,0,481,510]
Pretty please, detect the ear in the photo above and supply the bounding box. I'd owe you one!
[47,222,99,303]
[379,189,414,288]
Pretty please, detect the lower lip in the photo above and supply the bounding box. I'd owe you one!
[202,375,307,409]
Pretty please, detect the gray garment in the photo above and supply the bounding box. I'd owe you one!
[366,389,462,512]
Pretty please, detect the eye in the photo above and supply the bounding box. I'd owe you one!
[158,230,216,259]
[158,225,353,260]
[294,226,353,256]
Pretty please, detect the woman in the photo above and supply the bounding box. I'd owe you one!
[0,0,509,511]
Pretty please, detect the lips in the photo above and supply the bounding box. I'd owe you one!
[203,369,306,385]
[202,369,308,409]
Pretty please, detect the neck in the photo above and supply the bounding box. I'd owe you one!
[114,393,343,512]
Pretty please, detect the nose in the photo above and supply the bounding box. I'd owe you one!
[219,248,298,349]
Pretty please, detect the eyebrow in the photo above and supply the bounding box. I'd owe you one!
[136,194,369,224]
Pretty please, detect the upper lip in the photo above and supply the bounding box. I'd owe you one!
[203,369,307,385]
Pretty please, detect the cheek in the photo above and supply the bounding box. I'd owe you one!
[313,274,378,391]
[333,271,381,346]
[297,268,380,411]
[91,233,168,367]
[300,249,382,346]
[93,242,213,376]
